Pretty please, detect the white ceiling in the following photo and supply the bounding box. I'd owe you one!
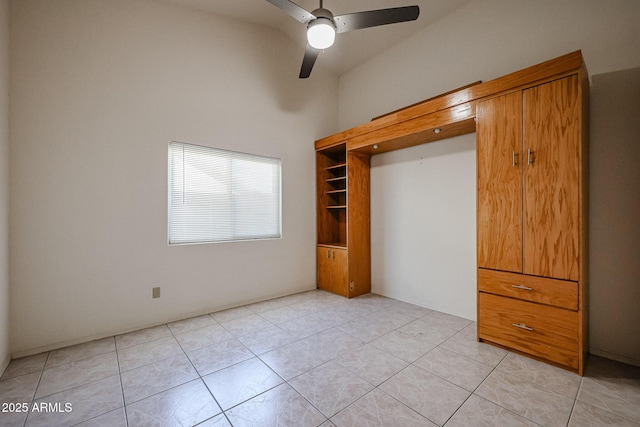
[160,0,474,76]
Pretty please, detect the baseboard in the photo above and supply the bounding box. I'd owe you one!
[11,285,317,359]
[0,352,10,377]
[590,348,640,368]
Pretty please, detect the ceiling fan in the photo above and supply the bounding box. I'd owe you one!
[266,0,420,78]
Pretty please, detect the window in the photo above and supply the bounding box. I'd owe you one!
[168,141,281,245]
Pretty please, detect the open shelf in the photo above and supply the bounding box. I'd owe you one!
[317,143,348,247]
[326,162,346,170]
[318,242,347,249]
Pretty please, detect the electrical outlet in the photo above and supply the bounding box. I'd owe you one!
[152,287,161,299]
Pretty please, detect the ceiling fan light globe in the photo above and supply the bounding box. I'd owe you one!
[307,19,336,49]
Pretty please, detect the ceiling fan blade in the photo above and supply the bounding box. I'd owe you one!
[265,0,316,24]
[299,45,321,78]
[334,6,419,33]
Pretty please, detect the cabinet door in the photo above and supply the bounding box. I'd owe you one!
[477,91,523,273]
[331,248,348,297]
[523,76,580,280]
[317,247,332,291]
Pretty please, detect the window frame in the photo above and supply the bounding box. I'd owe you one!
[167,141,282,246]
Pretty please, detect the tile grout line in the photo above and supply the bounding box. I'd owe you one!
[565,375,585,427]
[439,351,517,427]
[167,320,224,425]
[21,351,51,427]
[12,340,129,426]
[231,297,394,424]
[210,298,342,424]
[113,339,129,427]
[282,358,333,424]
[29,351,120,399]
[167,317,241,426]
[319,309,467,426]
[302,300,411,423]
[118,325,235,421]
[421,322,577,426]
[381,318,487,427]
[482,355,582,426]
[356,314,513,427]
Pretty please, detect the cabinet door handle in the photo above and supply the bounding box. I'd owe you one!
[512,323,534,331]
[511,284,533,291]
[527,148,534,165]
[331,250,335,260]
[512,151,518,167]
[326,250,330,259]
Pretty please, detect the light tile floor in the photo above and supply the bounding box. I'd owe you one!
[1,290,639,426]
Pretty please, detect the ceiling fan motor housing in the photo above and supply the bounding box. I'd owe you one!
[310,7,334,22]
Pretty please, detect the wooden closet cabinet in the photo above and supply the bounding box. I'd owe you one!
[314,51,588,372]
[316,142,370,298]
[477,74,588,374]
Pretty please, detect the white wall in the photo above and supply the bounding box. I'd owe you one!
[0,0,9,371]
[370,135,476,318]
[9,0,338,356]
[338,0,640,364]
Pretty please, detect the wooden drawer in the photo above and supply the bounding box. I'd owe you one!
[478,269,578,310]
[479,293,579,370]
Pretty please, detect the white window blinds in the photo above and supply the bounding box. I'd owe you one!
[168,142,282,245]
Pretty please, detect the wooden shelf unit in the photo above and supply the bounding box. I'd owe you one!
[317,143,347,247]
[314,51,588,374]
[316,142,370,297]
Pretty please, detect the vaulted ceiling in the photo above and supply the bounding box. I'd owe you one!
[160,0,474,75]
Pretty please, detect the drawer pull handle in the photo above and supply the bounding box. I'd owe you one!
[512,323,534,331]
[511,284,533,291]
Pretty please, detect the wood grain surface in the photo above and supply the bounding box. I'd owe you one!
[523,76,580,281]
[479,293,579,371]
[477,91,523,273]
